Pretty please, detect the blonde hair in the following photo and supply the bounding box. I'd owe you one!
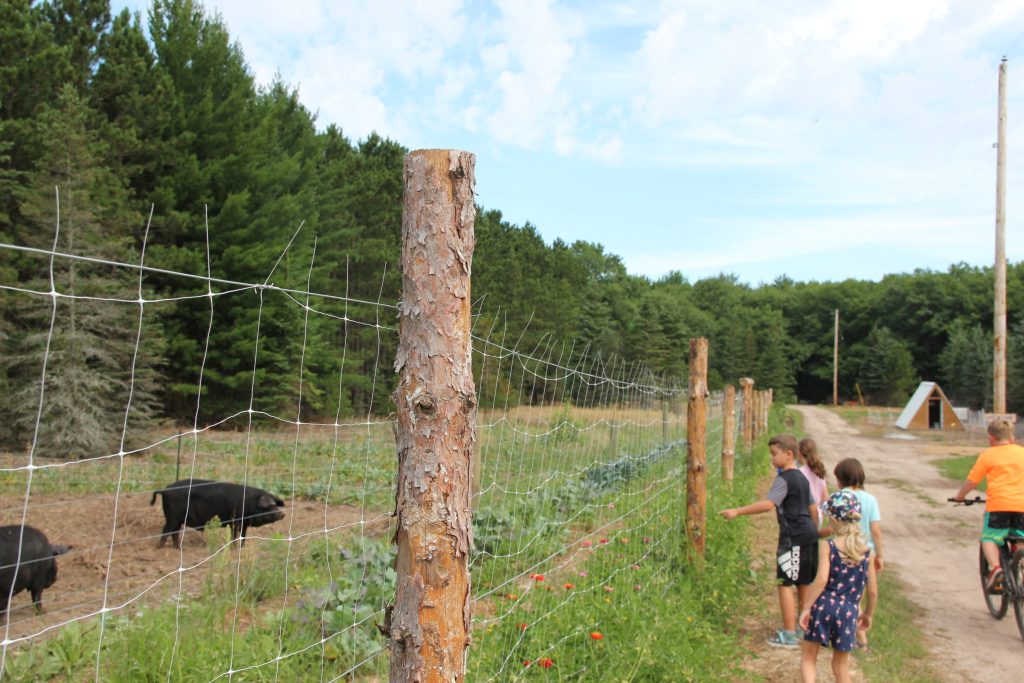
[829,519,868,566]
[988,419,1015,442]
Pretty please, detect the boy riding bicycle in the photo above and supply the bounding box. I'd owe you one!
[952,418,1024,591]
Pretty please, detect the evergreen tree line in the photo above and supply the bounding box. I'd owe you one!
[1,0,1022,459]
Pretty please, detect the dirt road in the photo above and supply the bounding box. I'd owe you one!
[796,406,1023,682]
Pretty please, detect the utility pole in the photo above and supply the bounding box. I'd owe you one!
[995,57,1008,415]
[833,309,839,406]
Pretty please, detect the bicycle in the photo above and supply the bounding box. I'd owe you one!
[949,496,1024,641]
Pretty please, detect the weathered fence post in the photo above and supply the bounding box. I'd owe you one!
[721,385,736,482]
[740,377,754,452]
[687,338,708,557]
[754,390,763,438]
[662,401,669,445]
[391,149,476,683]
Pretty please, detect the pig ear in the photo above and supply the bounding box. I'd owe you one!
[51,545,71,556]
[257,494,274,508]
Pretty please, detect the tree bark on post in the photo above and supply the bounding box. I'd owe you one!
[740,378,754,452]
[687,338,709,557]
[390,149,476,683]
[721,385,736,482]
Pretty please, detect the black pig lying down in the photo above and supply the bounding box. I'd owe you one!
[151,479,285,548]
[0,525,71,623]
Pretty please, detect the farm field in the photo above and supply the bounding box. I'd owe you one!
[0,400,767,680]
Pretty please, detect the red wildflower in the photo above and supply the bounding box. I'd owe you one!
[518,623,528,630]
[530,574,545,582]
[538,657,554,668]
[564,583,575,589]
[505,593,518,600]
[581,540,593,548]
[590,632,604,640]
[642,536,652,543]
[634,584,642,591]
[523,660,532,667]
[599,538,610,544]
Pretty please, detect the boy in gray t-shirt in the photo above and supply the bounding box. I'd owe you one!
[721,433,819,649]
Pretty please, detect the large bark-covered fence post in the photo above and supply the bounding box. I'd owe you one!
[740,377,754,452]
[390,149,476,683]
[721,385,736,482]
[686,338,709,557]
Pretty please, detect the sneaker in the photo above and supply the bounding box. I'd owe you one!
[766,630,799,649]
[985,566,1004,593]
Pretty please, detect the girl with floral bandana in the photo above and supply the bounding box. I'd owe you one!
[798,490,878,683]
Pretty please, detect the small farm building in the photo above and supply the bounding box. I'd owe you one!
[895,382,964,431]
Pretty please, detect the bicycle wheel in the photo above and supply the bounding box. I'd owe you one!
[980,545,1008,619]
[1011,549,1024,640]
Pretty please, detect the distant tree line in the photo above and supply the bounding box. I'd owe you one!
[2,0,1022,458]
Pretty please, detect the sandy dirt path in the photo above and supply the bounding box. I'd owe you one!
[796,405,1023,682]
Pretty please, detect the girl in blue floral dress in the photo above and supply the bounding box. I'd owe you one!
[798,490,878,683]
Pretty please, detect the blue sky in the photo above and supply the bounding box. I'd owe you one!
[112,0,1024,285]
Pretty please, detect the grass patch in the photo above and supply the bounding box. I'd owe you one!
[856,570,944,682]
[935,455,985,491]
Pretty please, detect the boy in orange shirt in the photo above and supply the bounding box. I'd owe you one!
[952,418,1024,591]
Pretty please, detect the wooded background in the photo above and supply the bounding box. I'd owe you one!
[3,0,1023,460]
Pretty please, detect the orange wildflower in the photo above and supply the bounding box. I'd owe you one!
[589,632,604,640]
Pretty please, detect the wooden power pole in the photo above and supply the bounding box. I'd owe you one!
[995,57,1008,415]
[833,309,839,406]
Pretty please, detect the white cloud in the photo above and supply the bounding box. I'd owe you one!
[484,0,583,147]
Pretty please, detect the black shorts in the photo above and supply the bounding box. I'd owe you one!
[776,541,818,586]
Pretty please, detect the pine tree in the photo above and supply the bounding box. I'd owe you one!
[5,85,162,458]
[941,324,992,411]
[856,327,917,406]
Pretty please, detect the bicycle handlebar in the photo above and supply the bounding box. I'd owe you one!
[948,496,986,506]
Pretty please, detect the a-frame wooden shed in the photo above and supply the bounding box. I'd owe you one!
[895,381,964,431]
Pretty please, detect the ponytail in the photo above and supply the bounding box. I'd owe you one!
[799,437,826,480]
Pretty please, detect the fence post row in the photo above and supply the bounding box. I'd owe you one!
[686,338,709,557]
[755,391,761,436]
[740,377,754,452]
[390,149,477,683]
[721,385,736,482]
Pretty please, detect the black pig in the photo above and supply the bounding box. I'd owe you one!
[0,525,71,623]
[151,479,285,547]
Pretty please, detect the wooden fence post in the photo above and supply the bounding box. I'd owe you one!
[755,390,764,437]
[721,385,736,481]
[391,149,476,683]
[740,377,754,452]
[687,338,709,557]
[662,401,669,445]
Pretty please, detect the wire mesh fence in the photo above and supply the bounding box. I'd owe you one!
[0,193,757,680]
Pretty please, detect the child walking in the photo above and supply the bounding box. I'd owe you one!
[833,457,883,650]
[721,433,819,648]
[800,490,878,683]
[798,437,828,526]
